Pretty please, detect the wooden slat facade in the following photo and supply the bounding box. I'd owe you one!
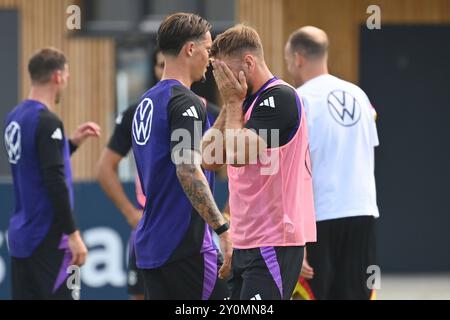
[237,0,450,84]
[2,0,449,179]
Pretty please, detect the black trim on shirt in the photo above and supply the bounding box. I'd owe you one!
[107,103,138,157]
[36,110,76,235]
[245,85,300,147]
[168,85,206,154]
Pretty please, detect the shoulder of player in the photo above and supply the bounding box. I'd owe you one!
[37,108,63,128]
[125,102,139,115]
[170,85,203,102]
[36,109,65,142]
[255,84,298,111]
[117,102,139,125]
[168,85,205,115]
[261,84,297,100]
[304,76,369,100]
[337,80,372,106]
[339,79,366,95]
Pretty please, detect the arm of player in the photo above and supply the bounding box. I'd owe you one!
[96,149,142,228]
[96,105,142,228]
[169,91,232,278]
[222,199,230,223]
[37,112,87,266]
[175,149,232,279]
[212,60,267,167]
[175,150,227,229]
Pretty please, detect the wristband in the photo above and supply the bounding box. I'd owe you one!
[214,223,229,236]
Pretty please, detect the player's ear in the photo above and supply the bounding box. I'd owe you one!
[53,70,62,85]
[184,41,195,57]
[294,52,304,68]
[243,54,255,73]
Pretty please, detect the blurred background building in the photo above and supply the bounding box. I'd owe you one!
[0,0,449,299]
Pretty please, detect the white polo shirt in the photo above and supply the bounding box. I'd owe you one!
[298,74,379,222]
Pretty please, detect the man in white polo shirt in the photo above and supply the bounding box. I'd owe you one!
[284,26,379,300]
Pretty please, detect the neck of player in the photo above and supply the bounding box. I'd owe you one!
[29,85,56,111]
[250,62,274,95]
[161,57,194,88]
[300,61,329,85]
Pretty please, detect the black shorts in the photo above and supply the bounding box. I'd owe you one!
[230,246,304,300]
[11,242,73,300]
[293,216,376,300]
[141,250,229,300]
[127,233,145,296]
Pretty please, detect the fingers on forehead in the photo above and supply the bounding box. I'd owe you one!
[212,68,222,83]
[213,61,233,82]
[222,63,236,80]
[213,63,226,83]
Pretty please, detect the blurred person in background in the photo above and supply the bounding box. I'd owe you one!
[285,26,379,300]
[4,47,100,299]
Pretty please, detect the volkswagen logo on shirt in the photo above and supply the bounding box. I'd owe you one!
[4,121,21,164]
[133,98,154,146]
[327,90,361,127]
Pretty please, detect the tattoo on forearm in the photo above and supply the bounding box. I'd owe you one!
[176,163,224,229]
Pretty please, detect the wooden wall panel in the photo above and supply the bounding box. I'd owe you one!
[354,0,450,24]
[237,0,450,84]
[236,0,285,76]
[0,0,115,180]
[2,0,449,178]
[283,0,356,83]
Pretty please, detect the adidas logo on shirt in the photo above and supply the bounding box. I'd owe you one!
[250,294,262,300]
[51,128,63,140]
[259,96,275,108]
[182,106,199,119]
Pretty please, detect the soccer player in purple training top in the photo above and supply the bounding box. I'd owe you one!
[97,47,220,300]
[3,47,100,299]
[131,13,232,299]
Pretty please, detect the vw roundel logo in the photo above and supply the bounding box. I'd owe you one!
[4,121,21,164]
[132,98,154,146]
[327,90,361,127]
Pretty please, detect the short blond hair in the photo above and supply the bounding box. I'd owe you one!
[211,24,263,58]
